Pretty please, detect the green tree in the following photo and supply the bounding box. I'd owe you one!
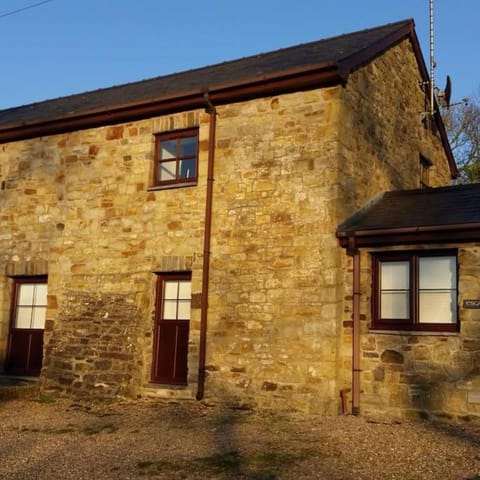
[442,91,480,182]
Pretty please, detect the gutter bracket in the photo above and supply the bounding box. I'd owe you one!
[203,92,215,114]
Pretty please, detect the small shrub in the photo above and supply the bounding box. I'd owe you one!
[83,423,118,435]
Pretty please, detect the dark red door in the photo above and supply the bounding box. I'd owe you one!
[151,273,191,385]
[6,277,47,376]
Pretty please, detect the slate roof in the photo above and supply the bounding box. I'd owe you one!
[0,19,412,129]
[337,183,480,235]
[0,18,457,179]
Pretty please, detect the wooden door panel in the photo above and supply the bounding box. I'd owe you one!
[28,331,44,373]
[7,330,43,376]
[152,321,189,385]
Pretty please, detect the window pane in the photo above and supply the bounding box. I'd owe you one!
[160,140,176,159]
[34,284,48,306]
[31,307,47,329]
[164,281,179,300]
[18,284,35,305]
[159,161,176,181]
[381,292,409,319]
[178,281,191,300]
[380,261,409,290]
[179,159,196,179]
[15,307,32,328]
[419,256,456,289]
[180,137,197,157]
[163,300,177,319]
[419,291,457,324]
[177,300,191,320]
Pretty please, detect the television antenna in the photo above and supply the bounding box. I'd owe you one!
[424,0,454,116]
[429,0,468,113]
[429,0,436,114]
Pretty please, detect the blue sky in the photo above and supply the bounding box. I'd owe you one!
[0,0,478,109]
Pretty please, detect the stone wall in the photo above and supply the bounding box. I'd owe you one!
[0,110,207,398]
[205,88,343,414]
[337,38,451,221]
[42,288,142,398]
[0,89,346,410]
[346,245,480,422]
[336,38,453,409]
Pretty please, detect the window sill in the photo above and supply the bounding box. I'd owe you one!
[368,329,459,337]
[148,182,197,192]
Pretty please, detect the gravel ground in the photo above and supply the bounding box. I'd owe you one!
[0,397,479,480]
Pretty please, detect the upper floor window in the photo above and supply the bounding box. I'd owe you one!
[372,250,458,332]
[154,128,198,187]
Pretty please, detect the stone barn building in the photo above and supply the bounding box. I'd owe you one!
[1,18,479,421]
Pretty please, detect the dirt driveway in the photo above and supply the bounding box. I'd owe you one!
[0,397,479,479]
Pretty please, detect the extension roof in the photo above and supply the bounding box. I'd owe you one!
[0,18,456,177]
[337,183,480,247]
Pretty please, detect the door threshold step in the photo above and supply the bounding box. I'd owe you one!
[141,385,195,400]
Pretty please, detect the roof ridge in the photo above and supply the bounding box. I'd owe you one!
[0,19,413,114]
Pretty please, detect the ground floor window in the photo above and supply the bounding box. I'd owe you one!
[6,276,48,375]
[151,273,191,385]
[372,250,458,332]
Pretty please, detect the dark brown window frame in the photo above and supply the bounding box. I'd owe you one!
[153,128,199,188]
[371,250,459,333]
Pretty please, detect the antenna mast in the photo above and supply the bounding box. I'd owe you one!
[429,0,435,116]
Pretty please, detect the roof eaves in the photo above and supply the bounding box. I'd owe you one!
[0,61,342,143]
[337,222,480,248]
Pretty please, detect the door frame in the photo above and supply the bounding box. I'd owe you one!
[151,272,191,385]
[6,275,48,376]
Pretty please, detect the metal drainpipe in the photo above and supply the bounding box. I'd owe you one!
[196,94,216,401]
[348,236,361,415]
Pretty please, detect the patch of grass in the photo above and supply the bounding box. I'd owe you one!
[250,451,297,467]
[134,448,312,478]
[19,427,41,433]
[16,422,119,436]
[94,412,119,418]
[37,394,56,404]
[18,424,77,434]
[83,423,118,435]
[193,450,241,473]
[136,459,176,477]
[50,426,76,434]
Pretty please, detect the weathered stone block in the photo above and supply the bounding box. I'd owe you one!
[380,350,404,364]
